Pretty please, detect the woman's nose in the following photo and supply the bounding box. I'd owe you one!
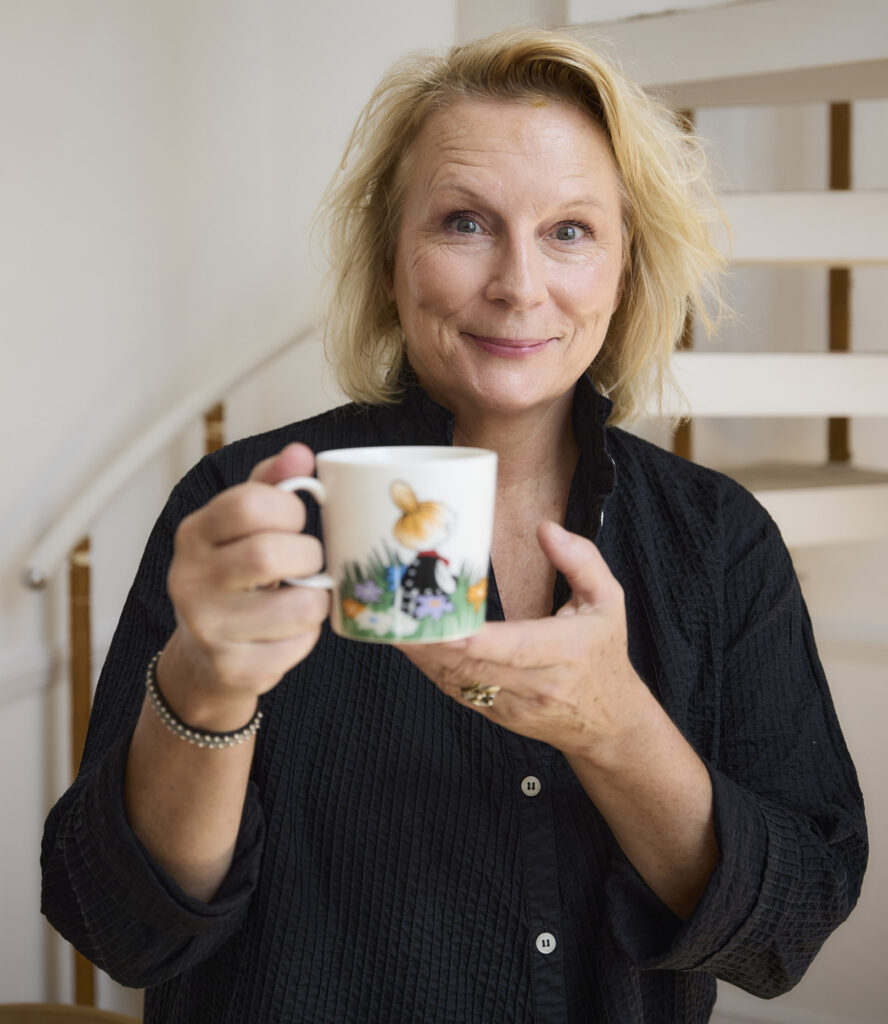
[484,234,547,309]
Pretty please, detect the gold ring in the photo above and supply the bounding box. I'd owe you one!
[460,682,501,708]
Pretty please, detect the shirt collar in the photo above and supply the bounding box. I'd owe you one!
[370,366,613,472]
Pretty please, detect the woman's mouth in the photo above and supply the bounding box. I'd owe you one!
[466,334,555,357]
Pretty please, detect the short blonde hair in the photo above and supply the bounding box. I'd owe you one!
[316,26,725,424]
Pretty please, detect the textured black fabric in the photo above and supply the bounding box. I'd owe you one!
[42,377,867,1023]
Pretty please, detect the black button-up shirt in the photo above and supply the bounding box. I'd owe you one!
[43,376,866,1022]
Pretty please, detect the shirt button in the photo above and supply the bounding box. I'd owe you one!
[521,775,541,797]
[535,932,557,955]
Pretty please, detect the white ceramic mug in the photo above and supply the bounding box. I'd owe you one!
[276,446,497,644]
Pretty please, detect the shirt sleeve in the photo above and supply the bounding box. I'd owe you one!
[606,482,867,996]
[41,463,266,989]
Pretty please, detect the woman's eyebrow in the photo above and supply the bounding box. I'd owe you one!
[427,181,488,203]
[429,181,610,214]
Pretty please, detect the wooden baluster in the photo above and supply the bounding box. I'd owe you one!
[673,309,695,461]
[828,102,852,464]
[672,109,695,462]
[62,404,223,1004]
[69,537,96,1006]
[204,401,225,455]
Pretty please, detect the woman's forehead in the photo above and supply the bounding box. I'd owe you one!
[416,95,608,153]
[400,97,619,207]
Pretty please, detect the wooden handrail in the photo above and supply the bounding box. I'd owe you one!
[22,326,314,589]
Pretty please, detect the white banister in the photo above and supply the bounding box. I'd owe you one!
[22,325,315,589]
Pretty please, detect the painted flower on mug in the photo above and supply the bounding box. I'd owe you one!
[353,579,384,603]
[414,593,455,621]
[466,578,488,613]
[342,598,367,620]
[353,607,420,637]
[354,607,393,635]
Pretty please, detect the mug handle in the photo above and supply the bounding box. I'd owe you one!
[275,476,335,589]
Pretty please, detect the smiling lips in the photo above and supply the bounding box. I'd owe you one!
[466,333,555,357]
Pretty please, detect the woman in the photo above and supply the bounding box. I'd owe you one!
[42,27,866,1023]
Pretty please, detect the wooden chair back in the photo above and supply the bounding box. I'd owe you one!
[0,1005,140,1024]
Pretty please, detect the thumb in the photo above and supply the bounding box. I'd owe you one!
[247,442,316,486]
[537,520,621,614]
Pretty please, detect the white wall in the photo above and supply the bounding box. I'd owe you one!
[0,0,455,1010]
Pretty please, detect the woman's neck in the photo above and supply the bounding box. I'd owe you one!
[452,392,579,620]
[452,391,579,495]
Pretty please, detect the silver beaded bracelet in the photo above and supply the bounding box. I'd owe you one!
[145,652,263,749]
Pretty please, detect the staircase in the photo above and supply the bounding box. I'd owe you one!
[573,0,888,548]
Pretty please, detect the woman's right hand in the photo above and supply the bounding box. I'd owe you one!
[158,442,330,730]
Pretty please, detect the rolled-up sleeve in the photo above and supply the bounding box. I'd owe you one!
[42,734,265,988]
[606,484,867,996]
[41,461,266,988]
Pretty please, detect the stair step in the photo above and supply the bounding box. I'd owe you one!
[725,462,888,546]
[664,352,888,418]
[718,192,888,266]
[572,0,888,106]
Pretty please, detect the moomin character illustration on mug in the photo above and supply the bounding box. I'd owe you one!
[336,479,488,642]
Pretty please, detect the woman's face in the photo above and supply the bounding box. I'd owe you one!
[390,97,624,424]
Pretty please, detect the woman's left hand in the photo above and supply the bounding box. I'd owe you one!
[399,520,719,919]
[398,520,651,764]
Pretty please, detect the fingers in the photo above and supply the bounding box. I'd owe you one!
[247,442,316,486]
[397,524,632,738]
[164,444,328,697]
[432,616,579,670]
[208,531,325,591]
[537,520,623,612]
[182,481,309,549]
[184,584,330,645]
[399,625,572,701]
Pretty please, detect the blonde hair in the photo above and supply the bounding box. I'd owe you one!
[316,26,725,424]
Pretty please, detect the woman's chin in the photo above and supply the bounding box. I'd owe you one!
[458,376,575,423]
[411,355,577,423]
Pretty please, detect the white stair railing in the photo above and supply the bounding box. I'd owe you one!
[22,326,314,590]
[21,322,314,1007]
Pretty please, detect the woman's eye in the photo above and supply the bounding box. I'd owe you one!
[555,223,586,242]
[452,216,479,234]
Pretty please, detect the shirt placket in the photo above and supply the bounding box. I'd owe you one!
[514,754,569,1022]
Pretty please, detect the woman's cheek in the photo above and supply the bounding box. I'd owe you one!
[412,250,482,315]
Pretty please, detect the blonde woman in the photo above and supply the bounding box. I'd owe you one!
[43,28,866,1024]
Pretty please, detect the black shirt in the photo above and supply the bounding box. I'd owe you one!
[42,376,867,1022]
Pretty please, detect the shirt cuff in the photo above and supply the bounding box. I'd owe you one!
[48,731,265,986]
[605,765,767,970]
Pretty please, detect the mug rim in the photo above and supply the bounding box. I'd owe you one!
[316,445,496,466]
